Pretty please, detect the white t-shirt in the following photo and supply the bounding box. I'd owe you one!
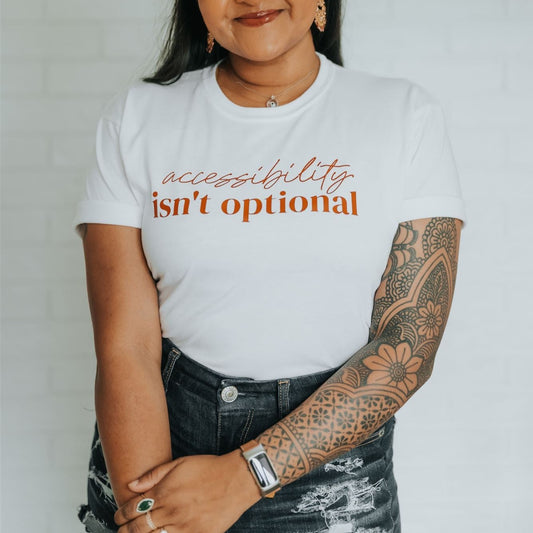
[72,51,466,379]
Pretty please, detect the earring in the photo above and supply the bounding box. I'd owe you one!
[206,31,215,53]
[314,0,326,32]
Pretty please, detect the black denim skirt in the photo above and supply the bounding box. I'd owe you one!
[78,337,401,533]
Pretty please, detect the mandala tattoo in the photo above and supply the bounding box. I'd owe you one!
[255,217,461,486]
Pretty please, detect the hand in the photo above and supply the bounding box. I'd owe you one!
[114,449,263,533]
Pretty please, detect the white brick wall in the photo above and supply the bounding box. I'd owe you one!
[1,1,531,531]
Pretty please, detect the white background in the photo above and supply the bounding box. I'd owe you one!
[1,1,532,531]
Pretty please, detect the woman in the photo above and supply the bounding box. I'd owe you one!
[73,1,466,532]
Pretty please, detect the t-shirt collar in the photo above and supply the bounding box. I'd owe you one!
[202,51,333,120]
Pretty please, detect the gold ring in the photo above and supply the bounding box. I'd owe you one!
[146,510,157,531]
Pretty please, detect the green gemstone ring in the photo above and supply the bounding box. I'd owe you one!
[136,497,155,513]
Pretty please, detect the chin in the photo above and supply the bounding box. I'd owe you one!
[235,43,288,63]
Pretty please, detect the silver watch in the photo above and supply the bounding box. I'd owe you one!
[239,439,282,498]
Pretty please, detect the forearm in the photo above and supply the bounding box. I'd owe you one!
[94,357,172,507]
[253,217,461,488]
[255,335,429,486]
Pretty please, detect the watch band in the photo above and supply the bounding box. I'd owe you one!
[240,439,282,498]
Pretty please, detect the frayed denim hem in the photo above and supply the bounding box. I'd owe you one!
[77,504,117,533]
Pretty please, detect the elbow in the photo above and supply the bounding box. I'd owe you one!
[415,350,437,392]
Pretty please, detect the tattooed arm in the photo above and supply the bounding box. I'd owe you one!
[254,216,462,486]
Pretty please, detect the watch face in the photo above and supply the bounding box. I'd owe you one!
[249,452,278,488]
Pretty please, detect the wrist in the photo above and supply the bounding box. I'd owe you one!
[227,448,263,507]
[239,439,282,499]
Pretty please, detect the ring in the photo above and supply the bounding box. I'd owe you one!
[136,495,155,513]
[146,510,158,531]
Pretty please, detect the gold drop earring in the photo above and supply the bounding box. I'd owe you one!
[206,31,215,53]
[314,0,326,32]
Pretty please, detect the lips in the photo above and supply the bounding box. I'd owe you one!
[238,9,280,19]
[236,9,282,26]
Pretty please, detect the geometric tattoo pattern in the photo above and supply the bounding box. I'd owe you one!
[255,217,461,486]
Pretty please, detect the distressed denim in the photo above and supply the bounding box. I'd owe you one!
[78,337,401,533]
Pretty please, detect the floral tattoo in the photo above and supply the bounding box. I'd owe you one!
[255,217,461,485]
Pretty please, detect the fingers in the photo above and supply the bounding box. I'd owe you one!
[114,492,155,526]
[128,459,180,493]
[116,506,170,533]
[116,458,182,527]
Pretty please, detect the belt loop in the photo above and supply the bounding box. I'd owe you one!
[162,347,182,392]
[277,379,290,419]
[170,346,183,367]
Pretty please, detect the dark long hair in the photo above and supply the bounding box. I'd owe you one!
[142,1,344,85]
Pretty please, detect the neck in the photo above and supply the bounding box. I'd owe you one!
[216,34,320,107]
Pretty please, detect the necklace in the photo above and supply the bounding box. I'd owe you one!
[220,56,319,108]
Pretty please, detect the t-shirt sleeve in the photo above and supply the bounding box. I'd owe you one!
[72,88,144,238]
[395,83,467,225]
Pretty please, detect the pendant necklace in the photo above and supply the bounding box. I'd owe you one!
[221,57,319,108]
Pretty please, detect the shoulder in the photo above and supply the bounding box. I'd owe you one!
[98,67,208,124]
[329,61,440,117]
